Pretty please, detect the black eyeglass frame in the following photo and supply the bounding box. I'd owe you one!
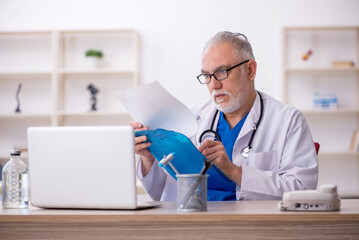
[197,59,250,84]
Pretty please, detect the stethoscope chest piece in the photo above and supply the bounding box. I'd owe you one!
[241,146,253,158]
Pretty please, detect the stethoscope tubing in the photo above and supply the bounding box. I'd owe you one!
[246,91,263,150]
[199,91,263,158]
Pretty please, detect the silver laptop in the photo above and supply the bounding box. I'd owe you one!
[27,126,160,209]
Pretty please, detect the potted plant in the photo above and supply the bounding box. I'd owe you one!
[85,49,104,68]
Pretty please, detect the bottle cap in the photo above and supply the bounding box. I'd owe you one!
[10,150,21,156]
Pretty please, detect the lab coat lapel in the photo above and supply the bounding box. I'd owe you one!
[236,92,261,141]
[196,101,219,147]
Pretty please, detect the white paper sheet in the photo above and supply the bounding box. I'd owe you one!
[114,81,197,137]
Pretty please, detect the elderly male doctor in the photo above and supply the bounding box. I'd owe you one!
[131,31,318,201]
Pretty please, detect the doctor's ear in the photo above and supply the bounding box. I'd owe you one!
[246,60,257,81]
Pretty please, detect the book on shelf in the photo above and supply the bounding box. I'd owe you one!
[349,129,359,152]
[331,61,355,68]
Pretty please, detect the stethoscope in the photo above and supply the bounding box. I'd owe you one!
[199,91,263,158]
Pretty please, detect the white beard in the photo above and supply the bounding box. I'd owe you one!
[211,90,242,113]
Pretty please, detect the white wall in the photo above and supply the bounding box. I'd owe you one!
[1,0,359,108]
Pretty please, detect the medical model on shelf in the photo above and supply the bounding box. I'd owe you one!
[87,84,99,111]
[14,83,22,113]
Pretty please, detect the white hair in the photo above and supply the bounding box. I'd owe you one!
[203,31,255,61]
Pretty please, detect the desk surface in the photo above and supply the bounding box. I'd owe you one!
[1,200,359,240]
[1,199,359,220]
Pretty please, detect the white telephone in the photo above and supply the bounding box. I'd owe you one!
[278,184,341,211]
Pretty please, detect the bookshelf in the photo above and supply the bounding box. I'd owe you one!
[282,26,359,197]
[0,29,139,167]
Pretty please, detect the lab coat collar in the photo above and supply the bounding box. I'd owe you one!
[198,100,217,122]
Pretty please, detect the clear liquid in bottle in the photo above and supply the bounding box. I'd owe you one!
[2,150,29,209]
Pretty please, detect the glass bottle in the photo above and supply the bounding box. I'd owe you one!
[2,150,28,208]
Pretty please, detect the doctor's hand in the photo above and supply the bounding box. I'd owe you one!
[198,140,242,185]
[129,121,155,176]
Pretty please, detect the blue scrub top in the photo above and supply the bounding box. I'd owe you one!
[207,111,248,201]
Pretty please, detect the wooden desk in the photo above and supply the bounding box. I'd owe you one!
[1,200,359,240]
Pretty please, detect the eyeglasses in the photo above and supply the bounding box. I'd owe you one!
[197,60,250,84]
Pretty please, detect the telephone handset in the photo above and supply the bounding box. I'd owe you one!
[278,184,341,211]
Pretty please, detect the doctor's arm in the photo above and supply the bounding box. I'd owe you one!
[130,121,167,201]
[239,112,318,200]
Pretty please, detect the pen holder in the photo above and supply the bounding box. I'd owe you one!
[177,174,208,212]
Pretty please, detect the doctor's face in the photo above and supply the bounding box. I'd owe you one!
[201,42,254,113]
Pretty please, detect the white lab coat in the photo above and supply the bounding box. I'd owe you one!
[137,91,318,201]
